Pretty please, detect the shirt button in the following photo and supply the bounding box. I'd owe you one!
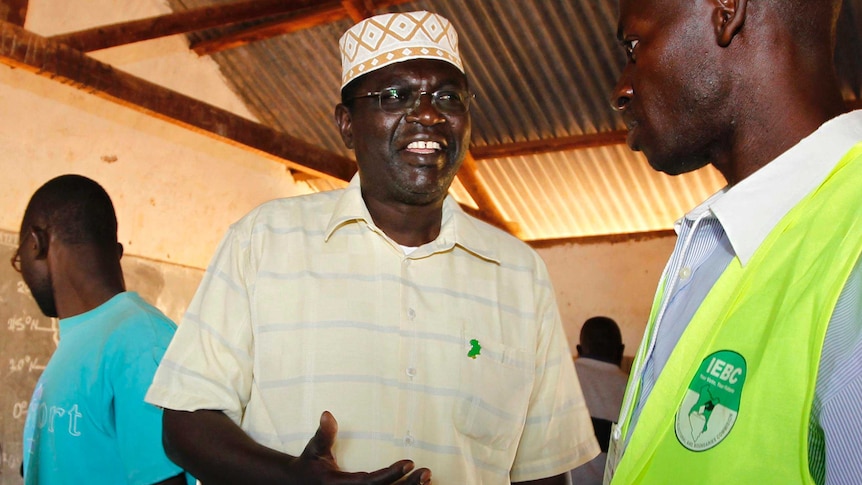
[404,434,414,446]
[407,308,416,320]
[678,266,692,280]
[406,367,417,377]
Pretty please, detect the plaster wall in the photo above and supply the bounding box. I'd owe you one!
[0,65,311,269]
[535,236,676,359]
[1,1,312,269]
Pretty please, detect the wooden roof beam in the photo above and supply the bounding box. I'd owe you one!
[470,130,629,160]
[0,21,356,182]
[340,0,376,23]
[190,0,345,56]
[458,153,521,237]
[190,0,414,56]
[0,0,27,26]
[49,0,328,53]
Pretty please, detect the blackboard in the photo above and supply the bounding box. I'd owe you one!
[0,229,203,484]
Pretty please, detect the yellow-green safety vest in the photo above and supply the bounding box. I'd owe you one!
[611,143,862,484]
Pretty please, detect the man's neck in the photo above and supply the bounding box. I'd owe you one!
[364,197,445,247]
[52,245,126,319]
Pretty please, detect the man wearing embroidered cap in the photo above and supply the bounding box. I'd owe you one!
[147,10,598,484]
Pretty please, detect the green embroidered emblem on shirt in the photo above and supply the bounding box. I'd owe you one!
[468,339,481,359]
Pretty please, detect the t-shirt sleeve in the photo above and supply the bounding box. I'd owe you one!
[145,223,256,425]
[509,260,600,482]
[111,317,187,485]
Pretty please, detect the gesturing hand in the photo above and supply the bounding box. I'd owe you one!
[288,411,432,485]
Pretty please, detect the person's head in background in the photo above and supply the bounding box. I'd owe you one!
[14,174,125,319]
[610,0,846,186]
[334,11,473,245]
[577,316,624,367]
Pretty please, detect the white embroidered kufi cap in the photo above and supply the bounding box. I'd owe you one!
[339,11,464,88]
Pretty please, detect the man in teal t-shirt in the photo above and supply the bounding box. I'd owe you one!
[13,175,189,484]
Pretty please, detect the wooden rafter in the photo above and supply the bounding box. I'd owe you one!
[47,0,413,56]
[0,21,356,182]
[50,0,325,52]
[470,131,630,160]
[458,153,520,237]
[190,0,345,56]
[190,0,414,56]
[340,0,375,22]
[0,0,27,26]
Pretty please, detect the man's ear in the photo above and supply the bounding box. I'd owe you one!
[334,103,354,149]
[31,227,49,260]
[713,0,747,47]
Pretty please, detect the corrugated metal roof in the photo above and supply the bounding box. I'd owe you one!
[170,0,862,241]
[476,147,726,240]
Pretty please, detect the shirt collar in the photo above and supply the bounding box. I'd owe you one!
[324,174,501,263]
[679,110,862,266]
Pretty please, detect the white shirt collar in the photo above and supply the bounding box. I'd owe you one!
[678,110,862,266]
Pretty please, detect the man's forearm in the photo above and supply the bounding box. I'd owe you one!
[162,409,427,485]
[162,409,296,485]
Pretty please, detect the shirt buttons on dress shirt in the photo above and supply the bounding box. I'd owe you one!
[404,433,415,446]
[407,308,416,320]
[678,266,692,280]
[406,367,417,377]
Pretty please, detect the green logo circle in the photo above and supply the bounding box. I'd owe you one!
[675,350,746,451]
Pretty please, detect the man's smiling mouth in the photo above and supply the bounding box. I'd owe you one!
[405,140,444,154]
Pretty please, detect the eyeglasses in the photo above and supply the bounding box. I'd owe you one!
[11,250,21,273]
[11,230,34,273]
[349,87,474,115]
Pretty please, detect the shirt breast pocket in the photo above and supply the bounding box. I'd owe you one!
[453,338,534,450]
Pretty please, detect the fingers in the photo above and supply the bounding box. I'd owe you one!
[358,461,431,485]
[319,410,338,436]
[404,467,432,485]
[301,411,338,462]
[300,412,432,485]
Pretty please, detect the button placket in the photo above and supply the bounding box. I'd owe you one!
[401,256,419,446]
[678,266,692,280]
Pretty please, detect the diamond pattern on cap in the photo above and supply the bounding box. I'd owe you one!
[339,11,464,87]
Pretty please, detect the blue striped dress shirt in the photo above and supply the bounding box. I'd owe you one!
[629,110,862,485]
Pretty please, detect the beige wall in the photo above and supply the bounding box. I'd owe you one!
[536,236,675,359]
[0,63,312,269]
[0,0,312,269]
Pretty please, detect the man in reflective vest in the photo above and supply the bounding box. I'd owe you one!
[606,0,862,482]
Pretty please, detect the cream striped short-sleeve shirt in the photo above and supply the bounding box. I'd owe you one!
[146,176,598,483]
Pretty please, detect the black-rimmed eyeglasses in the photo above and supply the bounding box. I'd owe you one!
[11,250,21,273]
[348,87,474,115]
[11,230,34,273]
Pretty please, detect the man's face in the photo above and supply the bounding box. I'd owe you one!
[336,59,471,207]
[610,0,732,175]
[17,222,57,318]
